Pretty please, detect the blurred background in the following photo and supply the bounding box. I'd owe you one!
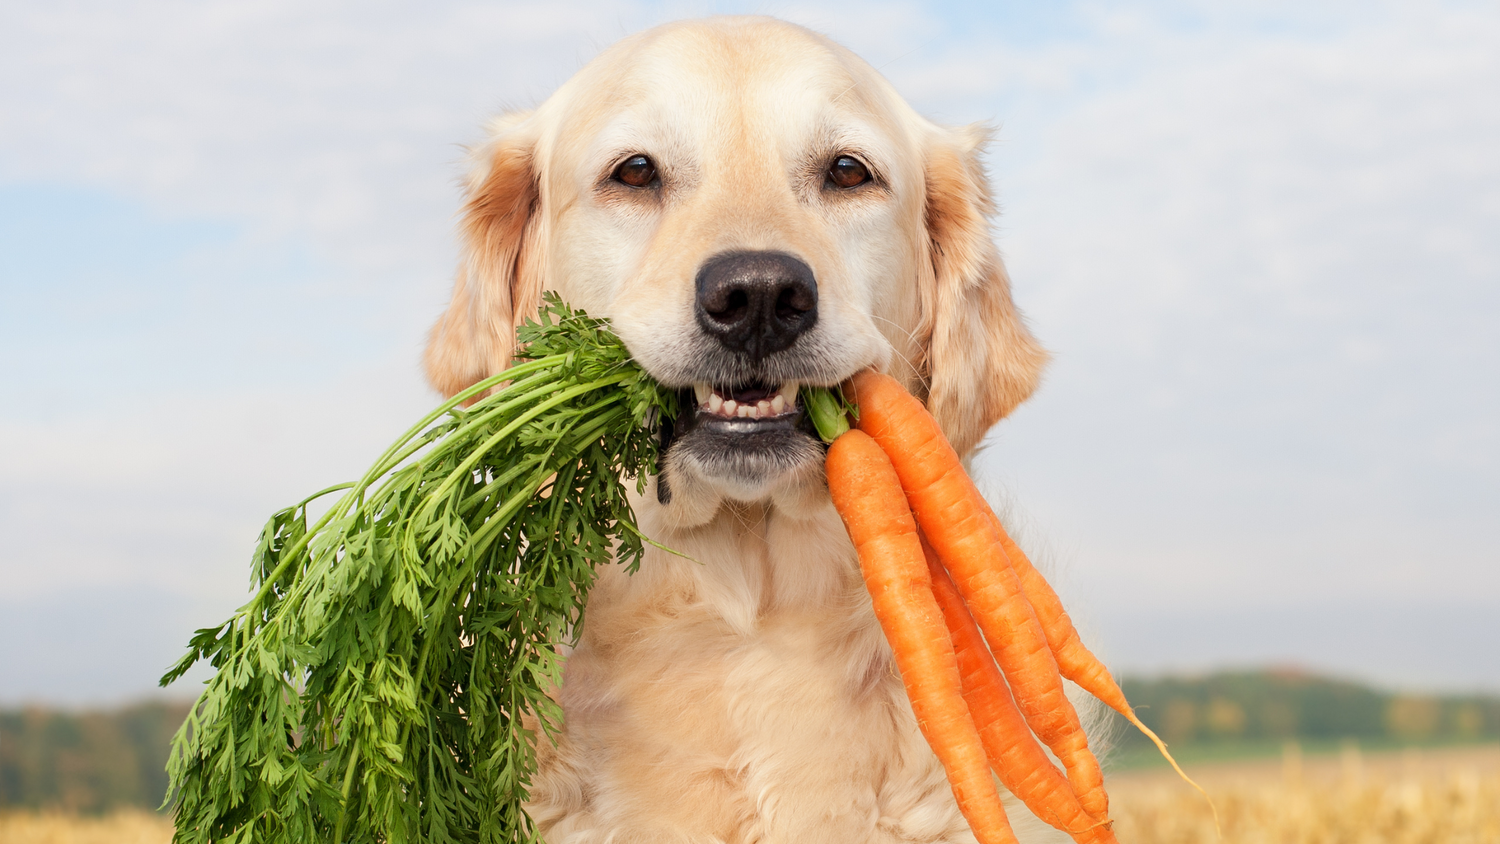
[2,0,1497,837]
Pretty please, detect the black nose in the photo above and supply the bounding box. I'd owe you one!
[695,251,818,361]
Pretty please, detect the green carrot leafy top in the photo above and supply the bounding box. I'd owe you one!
[160,296,674,844]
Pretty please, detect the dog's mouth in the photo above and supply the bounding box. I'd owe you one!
[658,378,824,502]
[676,379,817,441]
[690,380,801,423]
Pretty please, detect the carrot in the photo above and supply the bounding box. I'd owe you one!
[848,370,1110,821]
[924,536,1118,844]
[826,429,1018,844]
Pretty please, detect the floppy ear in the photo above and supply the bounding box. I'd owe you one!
[919,124,1048,456]
[424,114,546,397]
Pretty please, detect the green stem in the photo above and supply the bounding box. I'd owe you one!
[456,460,538,516]
[295,482,359,510]
[332,736,361,843]
[459,450,571,562]
[802,385,853,443]
[617,519,700,565]
[355,364,560,492]
[462,405,627,559]
[356,355,565,495]
[454,393,624,514]
[395,365,572,474]
[416,374,630,525]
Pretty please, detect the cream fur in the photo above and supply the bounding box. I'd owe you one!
[426,16,1075,843]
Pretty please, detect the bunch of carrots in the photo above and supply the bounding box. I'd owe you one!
[824,371,1208,844]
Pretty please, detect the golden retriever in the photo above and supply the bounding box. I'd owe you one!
[425,16,1061,844]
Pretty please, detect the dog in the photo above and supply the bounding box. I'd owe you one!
[424,16,1060,844]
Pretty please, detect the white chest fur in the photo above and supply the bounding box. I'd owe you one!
[525,499,1065,844]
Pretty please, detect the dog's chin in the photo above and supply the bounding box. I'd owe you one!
[671,413,824,496]
[649,387,829,528]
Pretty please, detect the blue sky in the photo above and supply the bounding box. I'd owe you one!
[2,0,1497,703]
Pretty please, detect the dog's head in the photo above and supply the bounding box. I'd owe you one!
[426,17,1046,522]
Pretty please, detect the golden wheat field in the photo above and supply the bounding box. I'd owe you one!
[2,744,1497,844]
[1108,743,1500,843]
[0,809,173,844]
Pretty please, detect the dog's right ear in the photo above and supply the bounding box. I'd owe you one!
[425,114,545,398]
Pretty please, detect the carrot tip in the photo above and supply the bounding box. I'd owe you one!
[1127,713,1223,841]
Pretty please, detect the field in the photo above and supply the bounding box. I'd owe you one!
[0,809,172,844]
[1108,742,1500,843]
[2,744,1496,843]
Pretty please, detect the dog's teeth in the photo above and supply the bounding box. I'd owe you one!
[704,387,798,419]
[777,381,799,408]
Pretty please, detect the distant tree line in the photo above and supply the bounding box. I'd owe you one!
[1113,669,1500,747]
[4,671,1499,812]
[0,700,190,813]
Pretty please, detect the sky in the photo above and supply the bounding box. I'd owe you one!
[1,0,1496,705]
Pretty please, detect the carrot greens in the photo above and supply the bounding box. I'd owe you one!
[160,295,679,844]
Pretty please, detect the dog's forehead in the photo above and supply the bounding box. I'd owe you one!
[545,18,915,170]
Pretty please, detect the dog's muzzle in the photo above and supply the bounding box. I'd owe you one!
[656,251,826,502]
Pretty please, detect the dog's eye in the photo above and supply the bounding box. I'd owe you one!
[613,155,658,188]
[827,156,870,189]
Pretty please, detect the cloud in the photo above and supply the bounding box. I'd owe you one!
[0,1,654,292]
[967,2,1500,618]
[1,0,1497,699]
[0,368,432,596]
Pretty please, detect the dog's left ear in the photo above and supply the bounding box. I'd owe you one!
[918,124,1048,456]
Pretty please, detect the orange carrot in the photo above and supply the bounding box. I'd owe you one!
[826,429,1017,844]
[924,536,1118,844]
[849,370,1110,821]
